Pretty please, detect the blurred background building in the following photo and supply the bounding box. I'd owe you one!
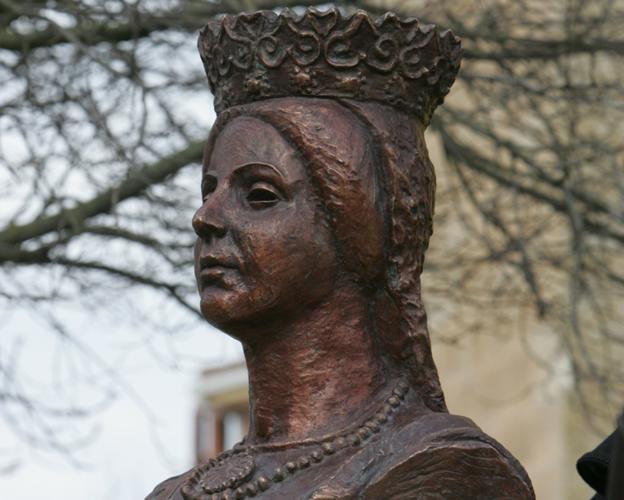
[195,362,248,464]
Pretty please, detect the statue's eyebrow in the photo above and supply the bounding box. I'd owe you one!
[232,162,287,180]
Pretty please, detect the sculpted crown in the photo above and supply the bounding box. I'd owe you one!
[198,8,462,123]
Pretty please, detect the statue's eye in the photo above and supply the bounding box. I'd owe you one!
[202,175,217,201]
[247,183,281,209]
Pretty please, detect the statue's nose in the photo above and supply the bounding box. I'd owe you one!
[192,199,227,240]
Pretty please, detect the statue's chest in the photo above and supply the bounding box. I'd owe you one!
[176,444,376,500]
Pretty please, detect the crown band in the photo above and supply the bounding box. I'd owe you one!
[198,8,462,123]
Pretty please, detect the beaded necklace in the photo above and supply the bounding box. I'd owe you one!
[181,379,409,500]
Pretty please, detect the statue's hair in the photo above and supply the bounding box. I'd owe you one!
[204,97,446,413]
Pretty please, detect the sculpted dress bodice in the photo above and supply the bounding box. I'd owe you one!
[147,384,534,500]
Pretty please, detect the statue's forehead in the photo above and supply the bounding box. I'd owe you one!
[207,116,302,179]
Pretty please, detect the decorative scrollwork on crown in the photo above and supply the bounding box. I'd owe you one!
[198,8,462,123]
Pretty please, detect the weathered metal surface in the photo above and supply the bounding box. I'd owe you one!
[147,8,534,500]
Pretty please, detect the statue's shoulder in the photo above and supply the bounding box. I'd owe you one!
[309,411,534,500]
[144,470,192,500]
[362,411,535,499]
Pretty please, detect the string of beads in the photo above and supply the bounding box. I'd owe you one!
[181,379,409,500]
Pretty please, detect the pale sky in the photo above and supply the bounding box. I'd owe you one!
[0,33,227,498]
[0,297,243,500]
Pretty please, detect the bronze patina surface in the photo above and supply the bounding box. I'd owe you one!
[147,8,535,499]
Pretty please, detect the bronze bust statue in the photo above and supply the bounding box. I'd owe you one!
[147,8,535,500]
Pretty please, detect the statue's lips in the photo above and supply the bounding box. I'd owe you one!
[198,258,240,288]
[199,255,239,269]
[200,265,237,275]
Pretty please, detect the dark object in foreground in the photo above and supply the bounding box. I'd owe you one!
[578,411,624,500]
[147,8,534,499]
[609,412,624,499]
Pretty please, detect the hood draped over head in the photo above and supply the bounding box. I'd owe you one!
[204,96,445,412]
[199,7,462,413]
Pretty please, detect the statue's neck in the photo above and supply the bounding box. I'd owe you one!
[241,283,389,445]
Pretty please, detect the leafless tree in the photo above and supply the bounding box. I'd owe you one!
[0,0,622,459]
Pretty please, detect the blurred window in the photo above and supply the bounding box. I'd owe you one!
[222,409,245,450]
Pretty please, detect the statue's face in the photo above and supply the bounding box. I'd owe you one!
[193,116,339,337]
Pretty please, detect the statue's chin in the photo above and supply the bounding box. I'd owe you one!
[199,287,273,339]
[199,289,245,330]
[198,273,338,341]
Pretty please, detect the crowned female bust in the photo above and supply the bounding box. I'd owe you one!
[147,8,535,500]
